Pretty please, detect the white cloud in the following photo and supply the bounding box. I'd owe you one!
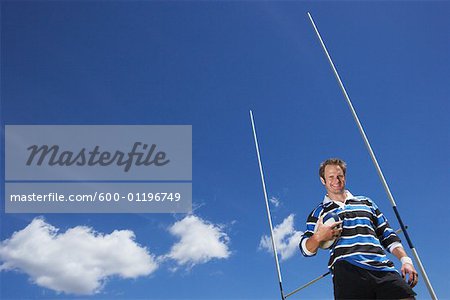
[0,218,158,295]
[163,215,230,268]
[269,196,281,208]
[259,214,303,261]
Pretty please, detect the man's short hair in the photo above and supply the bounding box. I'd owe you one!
[319,158,347,180]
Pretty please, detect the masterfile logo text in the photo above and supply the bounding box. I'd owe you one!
[26,142,170,172]
[6,125,191,180]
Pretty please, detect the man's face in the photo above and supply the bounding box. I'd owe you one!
[320,164,346,196]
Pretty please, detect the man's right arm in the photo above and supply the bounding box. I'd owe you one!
[304,232,322,255]
[304,216,342,254]
[300,208,321,257]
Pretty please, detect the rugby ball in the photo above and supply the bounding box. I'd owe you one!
[314,212,342,249]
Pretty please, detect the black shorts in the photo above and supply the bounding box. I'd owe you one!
[333,260,416,299]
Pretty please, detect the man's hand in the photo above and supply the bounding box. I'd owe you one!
[315,215,343,242]
[392,247,419,288]
[305,215,342,254]
[401,259,418,287]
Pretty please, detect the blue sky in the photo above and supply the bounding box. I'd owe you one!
[1,1,449,299]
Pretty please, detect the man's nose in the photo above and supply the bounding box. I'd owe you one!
[331,177,341,184]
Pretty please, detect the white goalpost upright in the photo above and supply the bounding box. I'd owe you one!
[250,110,286,300]
[250,110,332,299]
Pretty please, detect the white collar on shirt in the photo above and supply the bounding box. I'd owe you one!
[323,190,354,207]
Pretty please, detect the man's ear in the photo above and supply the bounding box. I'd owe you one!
[320,176,326,185]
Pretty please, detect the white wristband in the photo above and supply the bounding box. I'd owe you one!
[401,256,413,265]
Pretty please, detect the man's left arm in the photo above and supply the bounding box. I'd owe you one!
[368,198,418,287]
[391,245,419,288]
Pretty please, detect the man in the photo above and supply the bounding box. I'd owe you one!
[299,158,418,299]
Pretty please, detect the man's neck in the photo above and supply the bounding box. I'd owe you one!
[328,191,347,203]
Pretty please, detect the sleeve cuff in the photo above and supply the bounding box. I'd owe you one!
[387,242,403,253]
[301,237,317,257]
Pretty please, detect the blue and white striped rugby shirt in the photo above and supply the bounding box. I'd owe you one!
[300,191,402,273]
